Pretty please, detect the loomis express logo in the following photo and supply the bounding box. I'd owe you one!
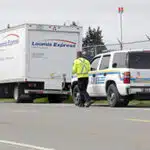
[0,34,20,48]
[32,39,76,49]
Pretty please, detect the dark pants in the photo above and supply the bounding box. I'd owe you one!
[78,77,91,104]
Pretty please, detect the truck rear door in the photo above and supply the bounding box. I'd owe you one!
[27,28,81,89]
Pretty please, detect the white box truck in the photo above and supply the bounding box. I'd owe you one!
[0,23,82,103]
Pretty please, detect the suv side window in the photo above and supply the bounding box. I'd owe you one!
[99,55,110,70]
[90,57,101,71]
[112,52,127,68]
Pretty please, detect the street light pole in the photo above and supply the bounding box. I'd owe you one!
[118,7,124,50]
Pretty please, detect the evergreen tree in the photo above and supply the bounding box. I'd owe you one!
[83,26,107,56]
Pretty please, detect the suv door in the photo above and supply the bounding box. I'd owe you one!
[87,56,101,96]
[96,54,111,96]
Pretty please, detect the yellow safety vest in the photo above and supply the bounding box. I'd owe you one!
[72,57,91,78]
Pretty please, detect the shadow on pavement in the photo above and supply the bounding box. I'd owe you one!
[91,103,150,109]
[127,105,150,108]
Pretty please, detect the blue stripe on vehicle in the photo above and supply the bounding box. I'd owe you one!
[96,82,105,84]
[141,78,150,80]
[120,78,136,81]
[89,72,120,76]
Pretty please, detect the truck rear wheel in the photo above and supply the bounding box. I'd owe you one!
[13,85,33,103]
[72,84,80,106]
[107,84,120,107]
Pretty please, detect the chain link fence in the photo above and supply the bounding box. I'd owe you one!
[82,39,150,60]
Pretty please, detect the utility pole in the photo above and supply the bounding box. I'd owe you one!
[7,24,10,28]
[118,7,124,50]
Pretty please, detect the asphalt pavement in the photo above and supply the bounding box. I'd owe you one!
[0,103,150,150]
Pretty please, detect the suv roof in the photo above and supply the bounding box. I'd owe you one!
[95,49,150,57]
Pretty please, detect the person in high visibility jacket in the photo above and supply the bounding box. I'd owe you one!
[72,51,94,107]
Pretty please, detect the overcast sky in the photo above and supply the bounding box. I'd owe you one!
[1,0,150,48]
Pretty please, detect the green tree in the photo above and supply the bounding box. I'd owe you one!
[83,26,107,56]
[63,21,78,26]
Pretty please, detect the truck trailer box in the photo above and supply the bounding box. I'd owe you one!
[0,23,82,102]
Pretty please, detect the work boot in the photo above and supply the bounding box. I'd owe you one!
[85,100,94,107]
[78,103,85,107]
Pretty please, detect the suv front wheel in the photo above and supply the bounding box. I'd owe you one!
[107,84,121,107]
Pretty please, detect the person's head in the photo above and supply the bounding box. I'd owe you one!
[76,51,82,58]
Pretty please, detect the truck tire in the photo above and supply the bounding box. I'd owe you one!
[48,94,63,103]
[72,84,80,106]
[13,85,33,103]
[107,84,120,107]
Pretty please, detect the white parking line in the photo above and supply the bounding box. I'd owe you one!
[12,110,38,113]
[143,109,150,111]
[125,118,150,123]
[0,140,55,150]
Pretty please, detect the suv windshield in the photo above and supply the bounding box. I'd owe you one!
[129,52,150,69]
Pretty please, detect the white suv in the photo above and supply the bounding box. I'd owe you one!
[71,49,150,107]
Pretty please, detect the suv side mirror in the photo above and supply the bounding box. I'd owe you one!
[91,67,95,71]
[112,63,117,68]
